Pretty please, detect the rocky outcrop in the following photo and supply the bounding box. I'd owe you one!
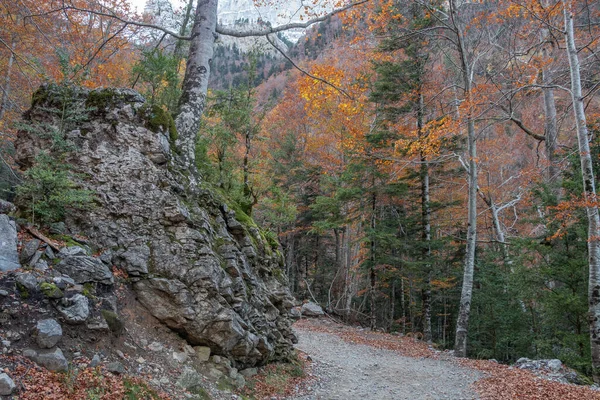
[14,85,297,367]
[0,215,19,272]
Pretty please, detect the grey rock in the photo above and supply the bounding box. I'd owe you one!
[0,290,8,296]
[20,239,41,264]
[34,259,49,272]
[239,367,258,377]
[14,85,297,367]
[301,302,324,317]
[173,351,188,363]
[23,349,37,359]
[115,245,149,276]
[194,346,211,362]
[35,319,62,348]
[290,308,302,319]
[0,215,20,272]
[547,359,562,372]
[58,246,88,258]
[89,354,101,367]
[44,246,56,260]
[99,250,113,265]
[49,222,67,235]
[57,294,89,324]
[16,272,38,292]
[35,347,69,372]
[231,373,245,388]
[206,365,224,379]
[107,361,125,374]
[0,372,15,395]
[28,250,43,268]
[0,200,15,214]
[86,316,109,331]
[56,256,114,285]
[53,276,76,289]
[148,342,163,352]
[176,368,203,391]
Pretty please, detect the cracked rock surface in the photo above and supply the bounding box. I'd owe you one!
[15,85,297,367]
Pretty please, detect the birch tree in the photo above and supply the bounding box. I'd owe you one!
[562,0,600,381]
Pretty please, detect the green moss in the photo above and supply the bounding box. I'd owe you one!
[216,376,234,392]
[49,234,84,249]
[86,88,119,110]
[82,282,96,299]
[190,386,212,400]
[16,282,29,299]
[272,268,284,281]
[40,282,64,299]
[101,310,124,336]
[140,104,178,142]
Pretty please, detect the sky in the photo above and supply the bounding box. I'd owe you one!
[127,0,147,12]
[127,0,186,13]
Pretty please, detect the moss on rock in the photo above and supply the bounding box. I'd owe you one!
[40,282,64,299]
[101,310,124,336]
[140,104,178,143]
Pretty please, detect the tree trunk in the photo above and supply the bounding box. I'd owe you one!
[452,0,478,358]
[563,1,600,382]
[418,92,433,343]
[0,36,16,121]
[539,25,560,192]
[370,189,377,330]
[175,0,218,171]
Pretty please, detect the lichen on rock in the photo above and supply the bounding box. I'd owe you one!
[14,85,297,367]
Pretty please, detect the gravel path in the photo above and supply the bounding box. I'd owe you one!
[289,327,483,400]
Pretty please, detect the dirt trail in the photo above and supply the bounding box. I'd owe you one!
[288,320,482,400]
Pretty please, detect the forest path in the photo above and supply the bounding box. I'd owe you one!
[287,319,482,400]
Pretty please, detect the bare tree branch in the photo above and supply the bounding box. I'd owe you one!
[265,34,353,100]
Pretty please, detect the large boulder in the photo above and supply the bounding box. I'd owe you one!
[14,85,297,367]
[0,373,15,395]
[20,239,41,264]
[301,302,324,317]
[35,319,63,348]
[26,347,69,372]
[55,256,114,285]
[56,294,89,324]
[0,215,20,272]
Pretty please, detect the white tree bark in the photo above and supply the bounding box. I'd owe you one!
[175,0,218,170]
[563,0,600,382]
[451,0,478,358]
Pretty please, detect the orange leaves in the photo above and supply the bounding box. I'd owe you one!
[394,116,458,158]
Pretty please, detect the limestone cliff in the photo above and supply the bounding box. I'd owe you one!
[14,84,297,367]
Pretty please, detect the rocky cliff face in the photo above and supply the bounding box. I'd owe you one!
[14,84,297,367]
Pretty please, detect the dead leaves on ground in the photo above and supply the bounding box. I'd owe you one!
[7,356,170,400]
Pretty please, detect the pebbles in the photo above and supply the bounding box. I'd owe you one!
[289,328,482,400]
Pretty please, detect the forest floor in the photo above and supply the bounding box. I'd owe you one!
[284,318,600,400]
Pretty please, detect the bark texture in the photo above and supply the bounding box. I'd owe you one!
[175,0,218,170]
[452,0,478,358]
[563,2,600,382]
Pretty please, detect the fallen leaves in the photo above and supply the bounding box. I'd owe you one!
[7,356,170,400]
[294,318,435,358]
